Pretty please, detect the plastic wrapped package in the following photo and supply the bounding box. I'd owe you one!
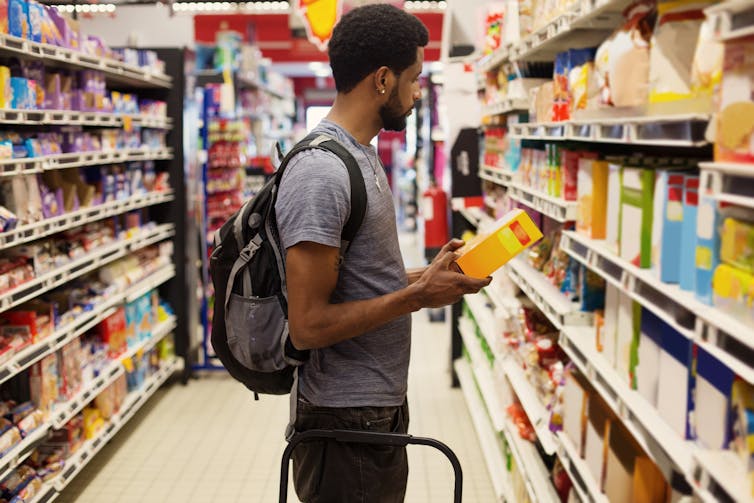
[594,0,656,109]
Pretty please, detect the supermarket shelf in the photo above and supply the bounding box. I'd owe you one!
[48,357,180,497]
[556,431,609,503]
[479,164,516,186]
[0,148,173,178]
[0,223,175,315]
[560,230,754,383]
[479,0,632,71]
[454,359,511,503]
[0,109,172,128]
[122,316,177,362]
[506,257,593,329]
[459,318,506,432]
[501,417,560,503]
[0,33,172,89]
[508,114,710,147]
[692,449,754,503]
[559,325,695,482]
[482,98,529,117]
[706,0,754,41]
[0,265,175,388]
[458,206,492,228]
[52,359,124,430]
[464,293,505,360]
[700,161,754,209]
[501,356,558,455]
[237,73,295,101]
[507,183,579,222]
[0,191,174,250]
[0,425,49,484]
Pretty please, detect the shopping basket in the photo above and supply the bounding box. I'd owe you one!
[280,429,463,502]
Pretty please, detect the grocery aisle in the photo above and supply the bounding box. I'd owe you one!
[58,233,496,502]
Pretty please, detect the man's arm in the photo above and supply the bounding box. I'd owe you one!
[405,239,465,285]
[286,240,489,350]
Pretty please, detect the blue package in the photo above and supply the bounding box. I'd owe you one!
[695,195,721,305]
[10,77,28,110]
[27,0,42,43]
[8,0,29,39]
[680,175,700,292]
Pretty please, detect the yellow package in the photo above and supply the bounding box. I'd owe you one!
[0,66,11,109]
[456,209,543,279]
[712,264,754,323]
[720,217,754,274]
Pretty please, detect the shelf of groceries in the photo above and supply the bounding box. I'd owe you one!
[0,149,173,178]
[460,291,606,503]
[0,223,174,313]
[0,32,172,89]
[0,317,177,499]
[32,356,180,503]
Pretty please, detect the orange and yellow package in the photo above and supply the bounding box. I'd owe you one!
[456,209,543,279]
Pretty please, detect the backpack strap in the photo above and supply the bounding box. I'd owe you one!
[274,133,368,257]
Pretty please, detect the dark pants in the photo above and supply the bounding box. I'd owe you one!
[291,398,410,503]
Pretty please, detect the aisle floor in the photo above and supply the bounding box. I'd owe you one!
[59,234,496,502]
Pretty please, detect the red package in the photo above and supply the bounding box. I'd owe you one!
[98,308,126,358]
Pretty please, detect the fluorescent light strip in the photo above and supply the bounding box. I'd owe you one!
[172,1,291,12]
[52,4,116,13]
[405,0,447,11]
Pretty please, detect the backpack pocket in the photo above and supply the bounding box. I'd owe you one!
[225,293,288,372]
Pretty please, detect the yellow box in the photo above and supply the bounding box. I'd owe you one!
[455,209,543,279]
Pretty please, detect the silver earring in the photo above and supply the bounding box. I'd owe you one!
[378,89,385,94]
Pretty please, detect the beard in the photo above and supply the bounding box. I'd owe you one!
[379,88,412,132]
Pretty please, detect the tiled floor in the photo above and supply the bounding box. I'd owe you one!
[59,234,496,502]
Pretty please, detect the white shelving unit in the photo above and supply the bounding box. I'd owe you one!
[466,0,754,499]
[506,257,593,329]
[454,359,512,503]
[0,33,172,89]
[700,161,754,210]
[482,98,529,117]
[0,109,171,129]
[560,230,754,383]
[463,293,600,499]
[33,357,181,503]
[705,0,754,41]
[508,114,710,146]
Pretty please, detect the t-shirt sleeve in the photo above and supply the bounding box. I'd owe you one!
[274,148,352,250]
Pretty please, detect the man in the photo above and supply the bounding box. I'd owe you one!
[275,4,490,502]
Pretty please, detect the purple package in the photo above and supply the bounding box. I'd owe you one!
[43,73,63,110]
[37,176,63,218]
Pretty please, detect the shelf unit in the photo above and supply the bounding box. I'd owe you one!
[33,357,181,503]
[0,315,178,493]
[508,114,710,146]
[463,0,754,498]
[0,33,172,89]
[482,98,529,118]
[463,292,605,502]
[0,42,194,501]
[560,231,754,383]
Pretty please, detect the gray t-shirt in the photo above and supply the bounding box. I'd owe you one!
[275,119,411,408]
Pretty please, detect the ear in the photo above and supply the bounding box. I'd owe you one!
[373,66,393,96]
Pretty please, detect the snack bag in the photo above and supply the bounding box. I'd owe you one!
[594,0,656,108]
[648,1,719,113]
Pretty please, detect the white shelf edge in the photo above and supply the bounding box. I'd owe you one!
[506,257,592,329]
[454,359,512,503]
[500,357,559,456]
[506,182,578,222]
[0,33,172,89]
[50,357,179,496]
[692,449,754,503]
[560,230,754,383]
[501,418,561,503]
[559,325,696,479]
[0,223,175,315]
[556,430,610,503]
[0,191,174,250]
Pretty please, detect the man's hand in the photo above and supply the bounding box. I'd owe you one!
[411,240,490,309]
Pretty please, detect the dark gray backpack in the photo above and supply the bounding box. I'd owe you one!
[209,133,367,398]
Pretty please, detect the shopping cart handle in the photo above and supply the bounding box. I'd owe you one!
[280,429,463,503]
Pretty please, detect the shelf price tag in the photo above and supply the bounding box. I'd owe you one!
[123,116,133,133]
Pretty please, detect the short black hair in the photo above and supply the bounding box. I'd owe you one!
[328,4,429,93]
